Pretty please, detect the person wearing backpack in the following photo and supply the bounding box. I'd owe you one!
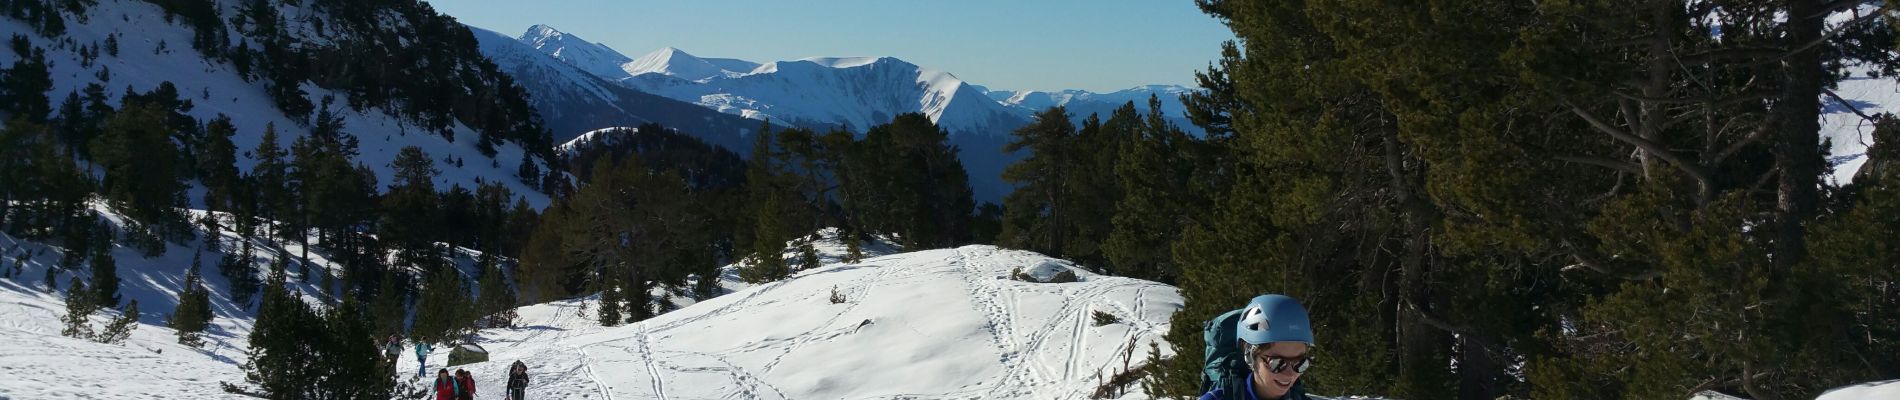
[506,360,530,400]
[1200,294,1314,400]
[431,369,459,400]
[384,335,402,365]
[415,341,433,378]
[454,369,477,400]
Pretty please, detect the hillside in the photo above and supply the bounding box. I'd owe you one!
[0,0,553,208]
[385,244,1184,400]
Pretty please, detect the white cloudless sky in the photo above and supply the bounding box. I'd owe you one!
[424,0,1236,93]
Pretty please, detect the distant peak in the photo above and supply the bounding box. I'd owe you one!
[797,56,903,69]
[521,24,565,41]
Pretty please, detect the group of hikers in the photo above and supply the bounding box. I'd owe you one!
[379,335,533,400]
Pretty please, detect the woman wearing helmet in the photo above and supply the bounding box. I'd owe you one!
[1203,294,1313,400]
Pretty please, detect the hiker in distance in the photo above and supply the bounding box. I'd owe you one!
[506,360,530,400]
[415,340,433,378]
[1201,294,1314,400]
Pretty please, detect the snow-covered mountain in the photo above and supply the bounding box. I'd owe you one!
[987,85,1205,136]
[0,0,552,207]
[471,26,769,153]
[517,24,636,82]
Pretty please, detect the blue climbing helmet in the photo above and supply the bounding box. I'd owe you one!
[1236,294,1313,346]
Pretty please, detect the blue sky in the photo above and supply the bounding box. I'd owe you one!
[424,0,1235,93]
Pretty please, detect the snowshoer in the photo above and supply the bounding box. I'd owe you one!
[415,341,433,378]
[431,369,459,400]
[384,335,402,364]
[1199,294,1314,400]
[454,369,476,400]
[506,360,529,400]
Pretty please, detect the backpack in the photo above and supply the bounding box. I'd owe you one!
[1202,308,1249,397]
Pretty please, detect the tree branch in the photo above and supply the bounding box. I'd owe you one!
[1567,103,1716,201]
[1557,155,1643,174]
[1714,122,1775,165]
[1822,88,1881,122]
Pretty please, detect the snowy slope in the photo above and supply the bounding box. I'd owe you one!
[435,244,1182,400]
[1818,379,1900,400]
[0,0,551,208]
[470,26,766,152]
[518,24,636,82]
[0,204,378,398]
[0,201,513,399]
[1821,67,1899,185]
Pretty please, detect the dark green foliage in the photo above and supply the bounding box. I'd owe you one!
[171,252,215,347]
[87,234,119,307]
[1,35,53,123]
[0,117,91,240]
[476,256,516,327]
[594,277,621,327]
[245,266,394,400]
[368,270,406,337]
[248,124,292,240]
[198,115,241,213]
[998,107,1082,260]
[218,238,259,308]
[381,146,440,272]
[1102,97,1205,284]
[563,155,715,325]
[94,299,137,344]
[1136,1,1900,399]
[842,113,976,249]
[1091,310,1119,327]
[60,277,94,338]
[91,85,196,252]
[411,266,473,345]
[740,129,796,283]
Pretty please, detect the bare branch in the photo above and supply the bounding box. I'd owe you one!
[1567,103,1716,200]
[1557,155,1643,174]
[1822,88,1881,123]
[1713,122,1775,165]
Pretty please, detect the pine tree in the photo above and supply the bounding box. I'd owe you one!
[412,266,472,345]
[60,277,95,339]
[249,124,291,240]
[595,281,622,327]
[741,128,794,283]
[199,115,241,213]
[170,252,215,347]
[94,299,138,344]
[369,271,407,337]
[0,36,52,124]
[741,193,792,283]
[219,239,259,308]
[1103,97,1201,283]
[92,100,188,253]
[477,256,516,327]
[88,237,119,308]
[382,146,440,273]
[998,107,1076,256]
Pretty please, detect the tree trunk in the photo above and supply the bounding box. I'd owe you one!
[1773,0,1826,272]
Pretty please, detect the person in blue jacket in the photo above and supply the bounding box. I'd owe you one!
[415,340,433,378]
[1202,294,1314,400]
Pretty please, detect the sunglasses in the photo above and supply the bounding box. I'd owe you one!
[1255,353,1312,374]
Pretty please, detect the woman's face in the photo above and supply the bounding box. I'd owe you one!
[1249,341,1310,399]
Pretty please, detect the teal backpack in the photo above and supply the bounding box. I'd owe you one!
[1201,308,1250,397]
